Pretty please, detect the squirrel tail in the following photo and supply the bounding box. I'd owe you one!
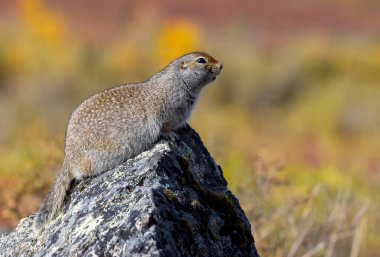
[34,166,72,231]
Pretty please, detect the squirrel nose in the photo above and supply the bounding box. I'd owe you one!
[211,63,223,76]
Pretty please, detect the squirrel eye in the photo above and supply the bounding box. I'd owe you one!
[196,57,207,64]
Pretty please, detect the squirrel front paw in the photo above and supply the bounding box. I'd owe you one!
[160,131,180,142]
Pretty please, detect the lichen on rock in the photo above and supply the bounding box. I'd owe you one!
[0,125,259,257]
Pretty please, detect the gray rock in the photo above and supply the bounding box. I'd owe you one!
[0,125,259,257]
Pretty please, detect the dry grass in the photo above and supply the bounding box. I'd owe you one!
[233,156,370,257]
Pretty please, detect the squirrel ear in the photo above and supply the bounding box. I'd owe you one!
[179,62,187,70]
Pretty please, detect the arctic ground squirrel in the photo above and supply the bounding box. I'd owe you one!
[34,52,223,230]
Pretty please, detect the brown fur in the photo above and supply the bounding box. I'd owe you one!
[34,52,222,230]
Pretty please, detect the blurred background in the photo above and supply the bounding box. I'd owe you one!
[0,0,379,256]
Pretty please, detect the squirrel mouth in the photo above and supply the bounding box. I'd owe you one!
[209,65,221,82]
[210,70,218,81]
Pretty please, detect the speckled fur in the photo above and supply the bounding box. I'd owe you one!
[34,52,222,230]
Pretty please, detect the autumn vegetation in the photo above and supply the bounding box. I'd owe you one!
[0,1,379,256]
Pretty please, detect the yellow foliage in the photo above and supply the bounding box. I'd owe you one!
[364,44,380,75]
[0,0,72,77]
[156,20,201,66]
[3,40,29,73]
[18,0,66,47]
[103,41,137,74]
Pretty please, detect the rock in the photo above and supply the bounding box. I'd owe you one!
[0,125,259,257]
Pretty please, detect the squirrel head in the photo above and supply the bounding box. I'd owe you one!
[174,52,223,92]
